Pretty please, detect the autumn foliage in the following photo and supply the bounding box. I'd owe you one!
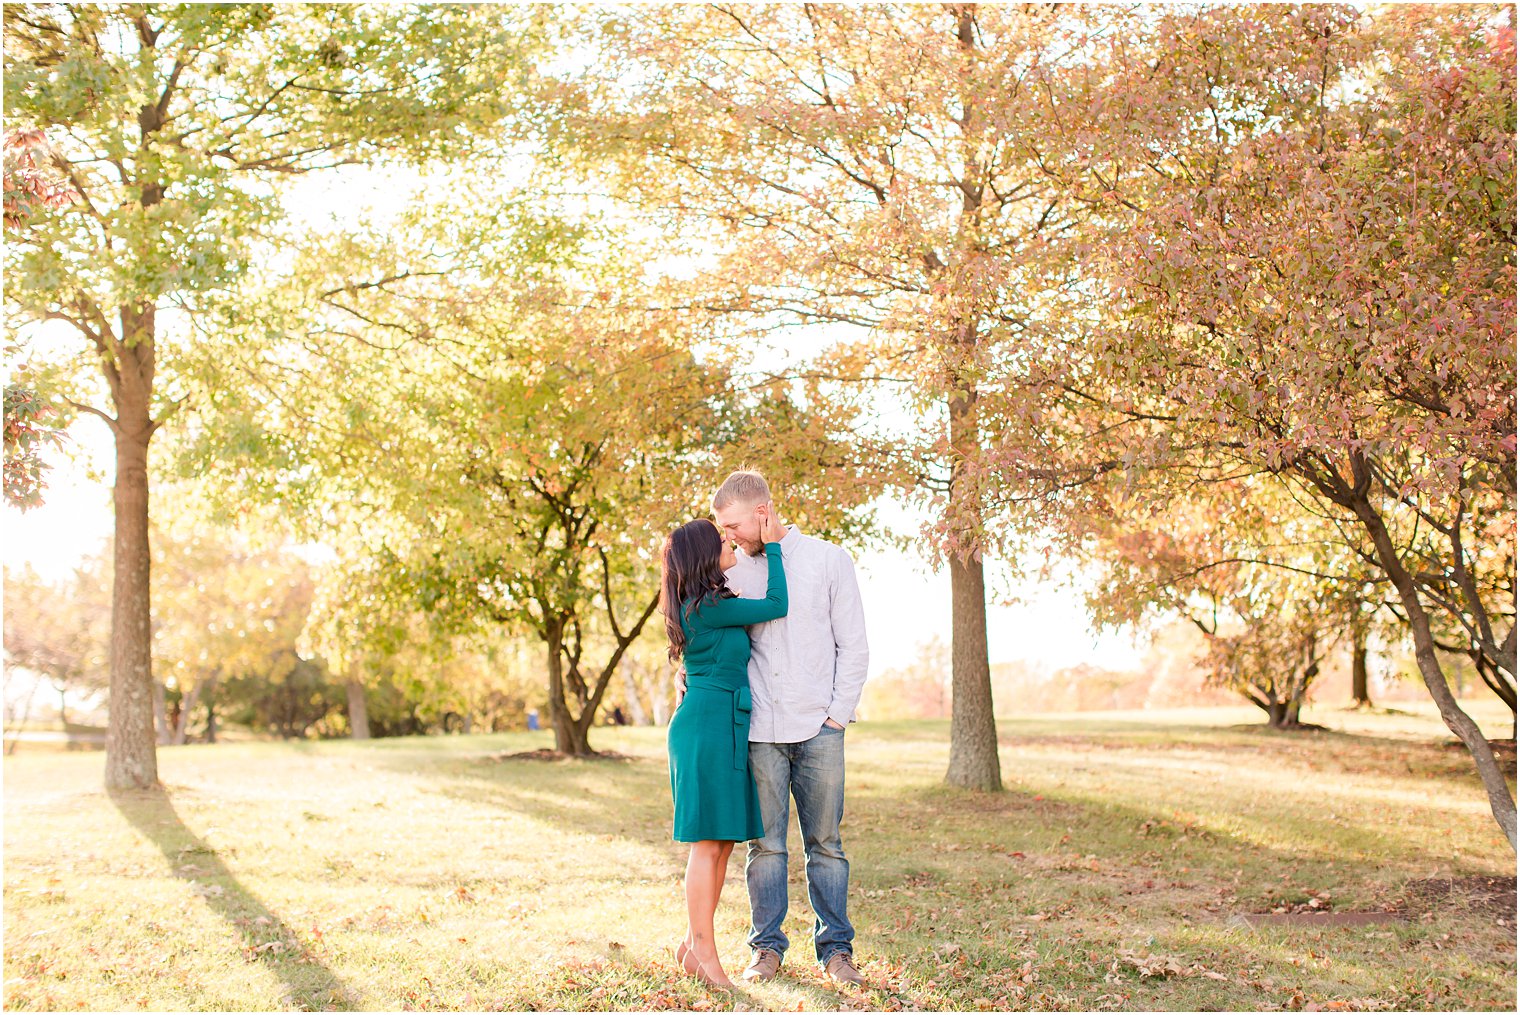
[4,5,1513,844]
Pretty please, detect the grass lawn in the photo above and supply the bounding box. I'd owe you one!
[3,701,1514,1012]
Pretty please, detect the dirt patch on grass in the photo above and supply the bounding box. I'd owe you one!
[1238,875,1518,930]
[486,749,635,763]
[1402,875,1517,925]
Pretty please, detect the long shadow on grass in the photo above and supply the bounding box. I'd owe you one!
[110,787,356,1011]
[375,750,681,851]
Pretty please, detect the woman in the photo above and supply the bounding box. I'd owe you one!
[661,511,788,988]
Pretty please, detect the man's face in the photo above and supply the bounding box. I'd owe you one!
[714,500,767,556]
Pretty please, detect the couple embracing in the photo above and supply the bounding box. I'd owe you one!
[659,470,870,989]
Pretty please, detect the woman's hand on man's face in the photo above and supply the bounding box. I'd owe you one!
[761,506,786,544]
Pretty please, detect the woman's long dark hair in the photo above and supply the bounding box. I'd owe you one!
[660,518,736,660]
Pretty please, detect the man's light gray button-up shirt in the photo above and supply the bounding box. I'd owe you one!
[726,525,869,744]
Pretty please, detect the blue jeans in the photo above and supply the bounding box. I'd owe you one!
[745,724,853,965]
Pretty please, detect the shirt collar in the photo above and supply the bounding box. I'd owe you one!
[779,523,802,555]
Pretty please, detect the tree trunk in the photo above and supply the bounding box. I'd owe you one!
[1470,652,1516,711]
[346,676,371,740]
[943,377,1002,790]
[1249,684,1302,730]
[173,680,202,746]
[153,680,169,744]
[946,551,1002,790]
[1275,698,1303,729]
[203,677,218,744]
[619,663,649,726]
[939,7,1001,791]
[545,619,591,755]
[1468,654,1517,739]
[541,591,658,753]
[1351,626,1373,709]
[103,324,159,790]
[1351,492,1516,849]
[5,678,39,755]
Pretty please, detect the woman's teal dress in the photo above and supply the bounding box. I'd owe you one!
[667,543,788,843]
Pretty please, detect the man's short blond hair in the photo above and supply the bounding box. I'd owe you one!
[712,470,772,511]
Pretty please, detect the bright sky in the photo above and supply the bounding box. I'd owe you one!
[2,165,1144,680]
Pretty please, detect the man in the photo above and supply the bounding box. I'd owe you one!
[712,470,869,987]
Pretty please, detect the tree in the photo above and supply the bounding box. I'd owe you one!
[559,3,1111,789]
[178,181,882,754]
[149,504,319,745]
[3,3,539,788]
[2,381,66,511]
[2,127,69,229]
[301,553,431,741]
[402,300,874,755]
[1079,473,1391,728]
[1348,597,1375,709]
[2,561,110,722]
[3,128,71,511]
[1016,6,1516,842]
[303,555,546,739]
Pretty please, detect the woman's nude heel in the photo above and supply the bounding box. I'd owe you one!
[692,954,735,989]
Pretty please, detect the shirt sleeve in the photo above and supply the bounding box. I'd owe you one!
[826,546,870,726]
[695,543,788,628]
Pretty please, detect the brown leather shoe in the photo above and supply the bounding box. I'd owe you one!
[825,951,866,987]
[741,947,782,982]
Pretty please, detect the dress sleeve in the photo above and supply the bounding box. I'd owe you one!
[695,543,788,628]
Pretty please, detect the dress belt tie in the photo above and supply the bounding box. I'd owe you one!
[731,685,751,771]
[683,680,752,771]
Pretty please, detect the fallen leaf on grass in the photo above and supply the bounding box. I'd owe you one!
[1111,949,1185,978]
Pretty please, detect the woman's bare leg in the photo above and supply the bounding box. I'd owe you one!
[691,841,735,967]
[679,841,739,980]
[676,935,698,973]
[682,842,735,972]
[713,841,735,906]
[685,840,734,987]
